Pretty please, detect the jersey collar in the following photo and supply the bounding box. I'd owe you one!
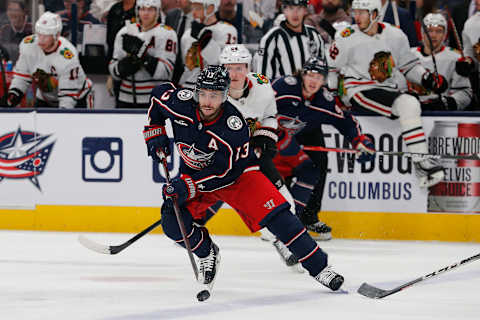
[281,20,307,37]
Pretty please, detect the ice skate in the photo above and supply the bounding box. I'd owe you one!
[414,157,445,188]
[259,227,276,242]
[273,239,298,266]
[315,266,344,291]
[306,221,332,241]
[198,242,221,291]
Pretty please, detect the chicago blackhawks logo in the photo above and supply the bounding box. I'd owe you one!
[253,73,269,84]
[0,127,56,191]
[176,142,215,170]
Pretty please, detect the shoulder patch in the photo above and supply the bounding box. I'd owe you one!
[450,47,461,54]
[60,48,74,59]
[340,27,354,38]
[284,76,297,86]
[253,73,269,84]
[177,89,194,101]
[227,115,243,131]
[23,35,35,43]
[219,21,233,26]
[162,24,173,31]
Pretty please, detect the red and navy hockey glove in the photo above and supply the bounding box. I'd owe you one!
[143,125,170,162]
[421,72,448,94]
[162,174,197,206]
[352,135,376,164]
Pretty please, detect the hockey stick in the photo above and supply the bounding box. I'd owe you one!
[358,252,480,299]
[160,156,199,280]
[301,145,480,161]
[78,218,162,254]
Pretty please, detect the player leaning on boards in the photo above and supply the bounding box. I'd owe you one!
[109,0,177,108]
[7,11,93,108]
[144,65,345,298]
[272,57,375,247]
[328,0,448,188]
[178,0,237,89]
[409,13,472,110]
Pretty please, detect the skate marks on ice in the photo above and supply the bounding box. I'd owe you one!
[103,289,348,320]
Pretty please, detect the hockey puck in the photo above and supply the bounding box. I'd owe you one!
[196,289,210,302]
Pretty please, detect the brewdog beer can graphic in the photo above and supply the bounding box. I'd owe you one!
[428,121,480,213]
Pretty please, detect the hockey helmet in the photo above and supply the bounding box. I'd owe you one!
[303,56,328,77]
[423,13,447,30]
[191,0,220,12]
[137,0,162,10]
[281,0,309,6]
[351,0,381,15]
[195,65,231,102]
[35,11,62,36]
[219,44,252,66]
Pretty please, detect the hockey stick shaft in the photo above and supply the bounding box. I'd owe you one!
[161,157,199,280]
[445,7,464,56]
[301,145,480,161]
[358,252,480,298]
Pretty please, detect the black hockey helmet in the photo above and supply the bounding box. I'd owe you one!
[302,56,328,77]
[282,0,309,7]
[195,65,231,102]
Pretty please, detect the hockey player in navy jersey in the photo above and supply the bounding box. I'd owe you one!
[144,65,344,297]
[272,57,375,242]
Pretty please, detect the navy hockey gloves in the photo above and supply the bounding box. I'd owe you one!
[162,175,197,206]
[421,72,448,94]
[251,128,278,158]
[143,125,170,162]
[352,135,376,164]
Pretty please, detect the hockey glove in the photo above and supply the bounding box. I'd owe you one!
[117,55,142,78]
[352,135,376,164]
[455,57,474,77]
[6,88,22,107]
[162,174,197,206]
[251,128,278,159]
[421,72,448,94]
[143,125,171,162]
[122,33,146,57]
[421,96,457,111]
[191,20,206,39]
[142,54,159,76]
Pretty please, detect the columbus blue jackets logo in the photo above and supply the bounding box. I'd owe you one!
[277,115,307,134]
[176,142,215,170]
[0,127,55,191]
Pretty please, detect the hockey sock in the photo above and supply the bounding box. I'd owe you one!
[290,160,322,217]
[161,204,212,258]
[265,209,328,276]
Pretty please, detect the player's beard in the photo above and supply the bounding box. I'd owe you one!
[323,4,339,14]
[199,103,222,121]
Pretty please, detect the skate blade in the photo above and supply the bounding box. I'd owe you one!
[309,231,332,241]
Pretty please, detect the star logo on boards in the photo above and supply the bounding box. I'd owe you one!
[0,127,56,191]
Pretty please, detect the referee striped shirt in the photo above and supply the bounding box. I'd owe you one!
[255,21,325,81]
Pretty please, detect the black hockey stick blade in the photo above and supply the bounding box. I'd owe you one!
[358,252,480,299]
[78,218,163,255]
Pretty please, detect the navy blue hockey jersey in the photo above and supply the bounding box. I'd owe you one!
[272,76,362,142]
[148,83,256,192]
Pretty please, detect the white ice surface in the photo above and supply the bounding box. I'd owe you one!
[2,231,480,320]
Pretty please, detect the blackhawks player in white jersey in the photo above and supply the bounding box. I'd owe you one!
[109,0,177,108]
[328,0,448,188]
[409,13,472,110]
[457,8,480,100]
[179,0,238,88]
[7,12,93,108]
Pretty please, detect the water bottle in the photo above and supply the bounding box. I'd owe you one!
[6,60,12,72]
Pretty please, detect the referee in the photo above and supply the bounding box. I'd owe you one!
[255,0,325,81]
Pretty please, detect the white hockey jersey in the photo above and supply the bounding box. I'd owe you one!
[179,21,237,88]
[328,23,426,101]
[109,22,178,104]
[10,35,93,108]
[410,46,472,110]
[463,12,480,65]
[227,72,278,134]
